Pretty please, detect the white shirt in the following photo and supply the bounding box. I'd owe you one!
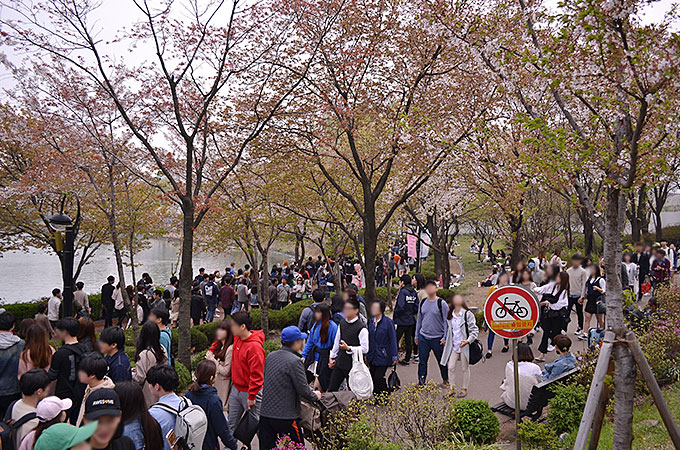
[449,310,464,354]
[47,296,61,321]
[506,360,543,377]
[330,316,369,359]
[534,281,568,310]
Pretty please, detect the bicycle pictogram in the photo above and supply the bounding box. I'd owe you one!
[495,296,529,319]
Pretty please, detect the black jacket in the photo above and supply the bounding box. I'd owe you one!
[101,282,115,307]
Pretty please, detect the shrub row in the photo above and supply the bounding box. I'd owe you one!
[3,293,103,323]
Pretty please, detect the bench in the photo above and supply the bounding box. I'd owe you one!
[492,367,580,421]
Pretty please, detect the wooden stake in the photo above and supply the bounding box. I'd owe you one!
[626,331,680,448]
[587,360,613,450]
[573,330,615,450]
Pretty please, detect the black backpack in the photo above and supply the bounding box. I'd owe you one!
[0,400,37,450]
[419,297,444,316]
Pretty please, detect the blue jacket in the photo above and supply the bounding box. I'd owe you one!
[393,286,418,325]
[367,315,398,366]
[105,349,132,384]
[122,418,144,450]
[302,320,338,361]
[542,352,577,381]
[185,385,238,450]
[0,333,24,396]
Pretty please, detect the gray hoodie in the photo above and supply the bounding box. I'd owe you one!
[0,332,24,396]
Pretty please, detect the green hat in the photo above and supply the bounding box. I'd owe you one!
[34,421,98,450]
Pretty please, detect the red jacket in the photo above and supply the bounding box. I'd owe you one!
[231,330,266,400]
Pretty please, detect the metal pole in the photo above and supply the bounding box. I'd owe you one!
[62,225,75,318]
[512,339,521,450]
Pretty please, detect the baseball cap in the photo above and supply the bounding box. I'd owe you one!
[281,326,307,343]
[36,396,73,421]
[84,388,121,420]
[34,422,97,450]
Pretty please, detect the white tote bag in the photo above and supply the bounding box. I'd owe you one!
[348,347,373,399]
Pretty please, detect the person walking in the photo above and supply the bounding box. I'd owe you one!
[185,360,238,450]
[132,322,168,408]
[147,365,184,450]
[203,274,219,322]
[81,388,136,449]
[98,326,132,384]
[205,320,234,409]
[18,324,55,379]
[533,270,569,362]
[47,289,62,329]
[579,264,607,339]
[114,381,164,450]
[73,282,90,317]
[415,280,449,386]
[258,326,321,450]
[328,296,369,392]
[301,303,337,392]
[566,254,587,335]
[101,276,116,328]
[47,318,85,424]
[75,353,116,426]
[227,311,266,434]
[220,276,236,316]
[393,274,418,366]
[366,300,398,395]
[440,294,479,398]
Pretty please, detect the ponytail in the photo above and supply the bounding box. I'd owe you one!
[189,359,217,392]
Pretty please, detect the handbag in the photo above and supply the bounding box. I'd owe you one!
[233,409,259,446]
[348,347,373,399]
[464,311,484,365]
[387,367,401,392]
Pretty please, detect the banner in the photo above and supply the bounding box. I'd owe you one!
[419,232,431,259]
[407,233,417,258]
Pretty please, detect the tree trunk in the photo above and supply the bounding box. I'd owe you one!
[655,210,663,241]
[362,207,378,302]
[508,214,522,270]
[581,209,594,256]
[177,199,195,370]
[603,188,635,450]
[259,250,270,336]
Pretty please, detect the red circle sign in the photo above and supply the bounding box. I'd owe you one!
[484,286,540,339]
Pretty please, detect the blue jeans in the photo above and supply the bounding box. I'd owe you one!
[487,331,509,351]
[417,335,448,384]
[206,301,216,322]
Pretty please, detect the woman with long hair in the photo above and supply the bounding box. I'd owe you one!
[511,260,527,285]
[205,320,234,408]
[301,303,338,391]
[533,270,570,362]
[18,325,55,379]
[76,317,97,352]
[185,360,238,450]
[441,294,479,398]
[132,321,167,407]
[16,318,35,340]
[114,381,164,450]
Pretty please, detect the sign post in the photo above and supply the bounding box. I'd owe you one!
[484,286,540,450]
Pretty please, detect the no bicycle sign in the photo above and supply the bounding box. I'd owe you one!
[484,286,540,339]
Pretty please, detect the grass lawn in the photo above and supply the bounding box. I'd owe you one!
[584,382,680,449]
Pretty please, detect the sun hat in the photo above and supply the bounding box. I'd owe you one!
[36,396,73,421]
[34,421,97,450]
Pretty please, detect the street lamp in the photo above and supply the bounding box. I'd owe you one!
[49,195,80,319]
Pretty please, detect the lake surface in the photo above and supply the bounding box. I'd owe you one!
[0,239,291,303]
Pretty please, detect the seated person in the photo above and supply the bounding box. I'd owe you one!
[542,335,577,381]
[500,343,542,410]
[479,266,499,287]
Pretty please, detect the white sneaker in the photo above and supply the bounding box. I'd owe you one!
[547,345,555,352]
[575,328,583,335]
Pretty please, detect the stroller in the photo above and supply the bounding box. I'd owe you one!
[300,391,357,448]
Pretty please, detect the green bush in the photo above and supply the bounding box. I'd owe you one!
[264,340,281,354]
[518,421,559,449]
[175,361,191,394]
[410,259,436,281]
[192,349,208,371]
[194,321,219,343]
[344,417,400,450]
[250,300,313,330]
[170,327,210,358]
[450,400,499,445]
[125,346,136,365]
[546,382,587,434]
[2,293,103,324]
[124,328,135,347]
[437,289,456,301]
[474,311,485,329]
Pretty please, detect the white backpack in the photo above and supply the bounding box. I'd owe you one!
[348,347,373,399]
[154,398,208,450]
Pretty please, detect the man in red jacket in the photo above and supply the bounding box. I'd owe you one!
[228,311,266,437]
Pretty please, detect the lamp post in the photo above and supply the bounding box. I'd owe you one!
[49,196,79,319]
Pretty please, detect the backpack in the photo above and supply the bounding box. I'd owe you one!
[154,398,207,450]
[419,297,444,316]
[348,347,373,400]
[300,306,316,333]
[0,400,37,450]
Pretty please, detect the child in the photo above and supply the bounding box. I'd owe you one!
[9,368,50,448]
[75,353,115,426]
[98,327,132,384]
[148,308,172,365]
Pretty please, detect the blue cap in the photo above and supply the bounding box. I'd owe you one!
[281,326,307,343]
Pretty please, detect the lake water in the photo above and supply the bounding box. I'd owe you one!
[0,239,291,303]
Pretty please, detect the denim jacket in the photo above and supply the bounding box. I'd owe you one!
[122,418,144,450]
[0,333,24,396]
[542,352,577,380]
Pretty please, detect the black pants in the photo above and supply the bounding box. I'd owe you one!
[258,416,304,450]
[396,324,414,361]
[370,365,389,395]
[328,366,351,392]
[0,393,20,419]
[103,303,114,328]
[539,315,564,354]
[567,296,583,329]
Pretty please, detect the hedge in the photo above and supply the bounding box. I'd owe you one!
[249,300,313,330]
[3,293,103,324]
